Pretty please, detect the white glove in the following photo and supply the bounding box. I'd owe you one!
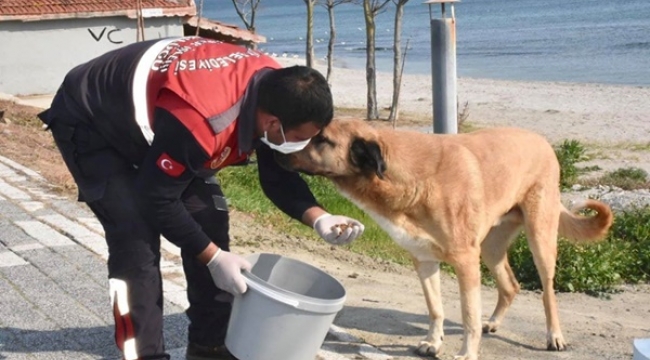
[206,249,252,296]
[313,213,365,245]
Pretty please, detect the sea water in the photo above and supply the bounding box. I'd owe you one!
[205,0,650,86]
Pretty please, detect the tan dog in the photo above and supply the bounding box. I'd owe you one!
[276,118,613,360]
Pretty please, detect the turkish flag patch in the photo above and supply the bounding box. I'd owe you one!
[156,153,186,177]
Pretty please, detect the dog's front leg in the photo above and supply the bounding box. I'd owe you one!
[452,252,483,360]
[413,259,445,357]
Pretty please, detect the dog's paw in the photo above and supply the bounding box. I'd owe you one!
[546,332,567,351]
[415,339,442,357]
[482,320,499,334]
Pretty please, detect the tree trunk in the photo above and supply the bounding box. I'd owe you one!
[306,1,315,68]
[326,5,336,84]
[231,0,260,49]
[249,24,258,50]
[364,0,378,120]
[250,30,258,50]
[388,2,406,123]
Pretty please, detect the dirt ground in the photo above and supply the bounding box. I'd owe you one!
[1,99,648,360]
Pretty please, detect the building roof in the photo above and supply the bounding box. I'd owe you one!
[0,0,196,21]
[184,16,266,44]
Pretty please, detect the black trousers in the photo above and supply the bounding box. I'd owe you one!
[44,114,232,359]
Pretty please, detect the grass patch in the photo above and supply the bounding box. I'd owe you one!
[576,140,650,162]
[0,99,44,127]
[601,141,650,152]
[580,167,650,190]
[628,142,650,151]
[217,160,412,265]
[554,138,650,189]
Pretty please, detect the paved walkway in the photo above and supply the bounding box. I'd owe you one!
[0,154,193,359]
[0,154,393,360]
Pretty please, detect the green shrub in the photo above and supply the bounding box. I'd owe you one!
[502,207,650,294]
[608,207,650,283]
[554,139,591,189]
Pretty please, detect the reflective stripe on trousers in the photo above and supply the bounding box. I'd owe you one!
[110,278,138,360]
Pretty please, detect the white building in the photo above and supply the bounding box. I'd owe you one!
[0,0,265,96]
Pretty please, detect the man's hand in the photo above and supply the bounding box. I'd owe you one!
[206,249,252,295]
[313,213,365,245]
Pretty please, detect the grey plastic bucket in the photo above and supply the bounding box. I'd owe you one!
[225,253,346,360]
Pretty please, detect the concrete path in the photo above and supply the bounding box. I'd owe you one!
[0,154,191,359]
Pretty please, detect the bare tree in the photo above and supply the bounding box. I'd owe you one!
[195,0,204,36]
[135,0,145,41]
[387,0,409,123]
[303,0,318,67]
[231,0,262,49]
[363,0,390,120]
[321,0,356,84]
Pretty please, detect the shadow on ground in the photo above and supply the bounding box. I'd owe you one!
[0,313,189,359]
[334,305,545,358]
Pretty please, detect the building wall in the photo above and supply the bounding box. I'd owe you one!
[0,16,184,96]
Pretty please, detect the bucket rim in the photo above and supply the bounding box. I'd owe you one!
[242,253,346,312]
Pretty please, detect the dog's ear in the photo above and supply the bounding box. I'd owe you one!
[350,137,386,179]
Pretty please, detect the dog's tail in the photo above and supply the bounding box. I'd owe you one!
[558,199,614,243]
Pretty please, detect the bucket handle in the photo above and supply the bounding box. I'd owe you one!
[244,276,300,308]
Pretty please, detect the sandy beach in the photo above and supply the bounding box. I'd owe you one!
[276,57,650,177]
[6,56,650,177]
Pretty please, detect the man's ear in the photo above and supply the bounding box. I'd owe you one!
[350,137,386,179]
[258,110,281,133]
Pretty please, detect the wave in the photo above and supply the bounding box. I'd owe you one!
[346,46,394,52]
[615,41,650,50]
[458,50,548,57]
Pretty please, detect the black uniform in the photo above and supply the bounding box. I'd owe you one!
[38,38,320,359]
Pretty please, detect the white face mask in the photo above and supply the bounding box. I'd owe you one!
[260,125,311,154]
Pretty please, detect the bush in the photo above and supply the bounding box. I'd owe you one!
[554,139,591,189]
[608,207,650,283]
[501,207,650,294]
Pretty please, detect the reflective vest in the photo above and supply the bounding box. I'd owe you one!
[133,37,281,169]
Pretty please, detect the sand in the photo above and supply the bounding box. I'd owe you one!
[276,57,650,176]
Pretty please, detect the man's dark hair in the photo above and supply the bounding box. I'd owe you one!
[257,65,333,130]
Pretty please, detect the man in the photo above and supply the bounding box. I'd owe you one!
[37,36,364,360]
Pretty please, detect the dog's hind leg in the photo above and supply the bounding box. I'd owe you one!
[412,258,445,357]
[480,218,523,334]
[521,187,567,351]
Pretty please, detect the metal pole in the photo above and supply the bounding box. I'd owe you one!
[428,1,458,134]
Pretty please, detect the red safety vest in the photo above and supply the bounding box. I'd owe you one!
[133,37,281,170]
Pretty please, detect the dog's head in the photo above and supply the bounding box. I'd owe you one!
[275,118,386,180]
